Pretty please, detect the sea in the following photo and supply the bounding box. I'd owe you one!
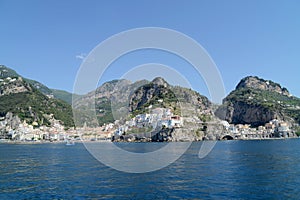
[1,139,300,199]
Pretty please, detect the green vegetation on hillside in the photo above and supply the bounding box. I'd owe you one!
[51,89,82,105]
[0,65,19,78]
[130,84,181,116]
[0,88,74,127]
[225,87,300,124]
[1,65,79,105]
[96,97,115,126]
[24,78,53,95]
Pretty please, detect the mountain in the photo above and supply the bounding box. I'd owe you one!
[73,77,213,128]
[73,79,150,126]
[235,76,290,95]
[215,76,300,127]
[0,68,74,127]
[0,65,52,94]
[0,65,78,104]
[129,77,211,117]
[73,77,218,141]
[6,63,300,133]
[0,65,19,77]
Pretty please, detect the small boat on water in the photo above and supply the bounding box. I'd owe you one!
[65,140,75,146]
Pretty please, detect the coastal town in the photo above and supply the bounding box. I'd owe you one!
[0,107,298,143]
[1,67,300,143]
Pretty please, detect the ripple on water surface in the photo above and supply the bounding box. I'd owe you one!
[1,140,300,199]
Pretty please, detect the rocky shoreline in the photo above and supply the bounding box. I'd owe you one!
[112,126,299,142]
[1,136,299,145]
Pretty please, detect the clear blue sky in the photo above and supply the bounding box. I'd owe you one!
[1,0,300,102]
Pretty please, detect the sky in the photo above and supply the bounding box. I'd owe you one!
[1,0,300,103]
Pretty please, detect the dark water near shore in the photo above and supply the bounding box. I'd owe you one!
[1,139,300,199]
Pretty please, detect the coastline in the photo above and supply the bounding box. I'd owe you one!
[1,136,299,145]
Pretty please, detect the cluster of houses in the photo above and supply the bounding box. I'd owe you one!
[0,77,29,96]
[0,118,117,143]
[0,113,118,143]
[115,108,183,136]
[0,117,73,142]
[221,119,297,140]
[0,107,184,143]
[0,105,298,142]
[79,123,114,141]
[0,76,18,83]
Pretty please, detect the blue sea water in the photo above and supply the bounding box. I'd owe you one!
[1,139,300,199]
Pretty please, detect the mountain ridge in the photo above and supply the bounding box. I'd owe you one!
[0,76,74,127]
[0,65,77,104]
[215,76,300,127]
[73,77,214,129]
[235,76,290,96]
[2,65,300,130]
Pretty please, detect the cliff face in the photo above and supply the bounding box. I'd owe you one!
[215,76,300,126]
[216,100,283,126]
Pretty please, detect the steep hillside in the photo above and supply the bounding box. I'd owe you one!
[0,65,19,77]
[73,79,149,126]
[0,76,74,127]
[51,89,82,105]
[129,77,211,117]
[215,76,300,126]
[0,65,77,104]
[0,65,52,95]
[74,77,213,127]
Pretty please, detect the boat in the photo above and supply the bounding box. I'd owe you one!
[65,139,75,146]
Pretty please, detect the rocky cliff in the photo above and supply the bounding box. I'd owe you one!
[236,76,290,96]
[215,76,300,126]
